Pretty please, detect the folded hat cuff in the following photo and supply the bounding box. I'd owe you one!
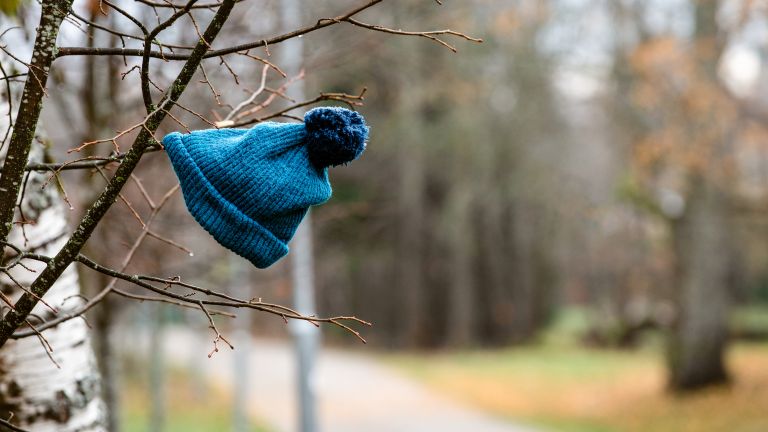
[164,133,289,268]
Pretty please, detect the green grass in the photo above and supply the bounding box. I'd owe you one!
[389,308,768,432]
[733,305,768,332]
[123,409,242,432]
[121,367,271,432]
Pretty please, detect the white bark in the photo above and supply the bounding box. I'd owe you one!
[0,143,106,430]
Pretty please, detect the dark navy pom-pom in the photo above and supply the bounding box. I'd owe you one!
[304,107,368,168]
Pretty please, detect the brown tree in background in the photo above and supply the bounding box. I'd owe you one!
[617,0,768,390]
[666,0,732,388]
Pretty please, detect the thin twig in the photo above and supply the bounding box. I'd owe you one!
[198,301,234,357]
[0,417,30,432]
[221,64,269,123]
[231,88,367,128]
[343,18,483,52]
[56,0,386,60]
[24,319,60,368]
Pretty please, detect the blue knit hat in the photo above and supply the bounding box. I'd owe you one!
[163,107,368,268]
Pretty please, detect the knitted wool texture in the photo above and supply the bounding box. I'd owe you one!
[163,107,368,268]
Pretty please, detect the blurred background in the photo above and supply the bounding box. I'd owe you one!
[6,0,768,431]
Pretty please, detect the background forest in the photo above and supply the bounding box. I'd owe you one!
[2,0,768,431]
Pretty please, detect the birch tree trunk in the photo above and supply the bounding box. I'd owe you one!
[0,143,106,430]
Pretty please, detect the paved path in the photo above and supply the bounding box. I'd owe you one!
[161,327,537,432]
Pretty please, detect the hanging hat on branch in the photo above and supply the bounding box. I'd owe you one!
[163,107,368,268]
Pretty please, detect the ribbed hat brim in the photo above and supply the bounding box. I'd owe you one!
[164,132,289,268]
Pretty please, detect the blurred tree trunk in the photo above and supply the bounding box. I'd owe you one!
[445,184,475,346]
[395,28,439,346]
[668,179,731,389]
[666,0,731,391]
[79,5,122,429]
[512,204,537,337]
[396,107,426,346]
[475,181,508,342]
[480,2,559,344]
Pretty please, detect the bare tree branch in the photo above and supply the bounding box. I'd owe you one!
[134,0,241,10]
[343,18,483,52]
[141,0,201,112]
[0,0,239,348]
[56,0,385,59]
[9,249,371,342]
[0,417,30,432]
[24,146,161,171]
[7,184,180,338]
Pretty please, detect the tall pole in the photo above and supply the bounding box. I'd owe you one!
[148,304,166,432]
[280,1,320,432]
[290,219,320,432]
[231,255,252,432]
